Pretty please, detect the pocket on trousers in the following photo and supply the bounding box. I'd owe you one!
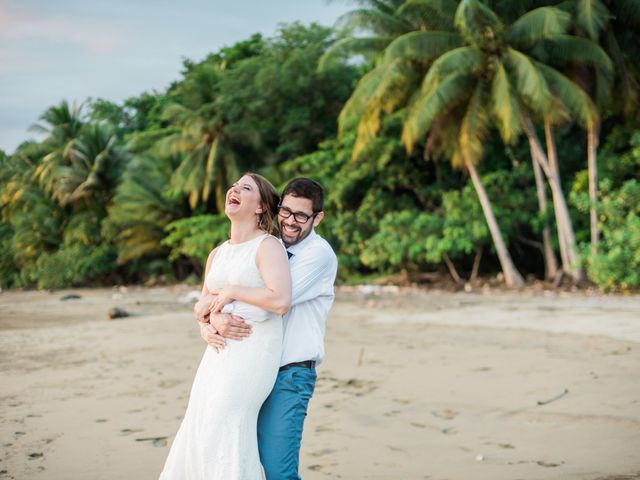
[280,368,298,392]
[290,368,316,399]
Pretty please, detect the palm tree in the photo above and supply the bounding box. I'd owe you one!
[321,1,462,157]
[0,142,65,268]
[53,123,128,207]
[31,101,84,199]
[329,0,615,285]
[505,4,614,282]
[105,137,186,265]
[558,0,640,256]
[319,0,454,70]
[162,63,241,211]
[332,0,527,284]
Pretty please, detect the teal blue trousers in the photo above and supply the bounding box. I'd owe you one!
[257,366,317,479]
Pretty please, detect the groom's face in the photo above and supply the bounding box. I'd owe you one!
[278,194,323,248]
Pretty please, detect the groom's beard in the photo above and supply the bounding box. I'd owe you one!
[280,220,312,248]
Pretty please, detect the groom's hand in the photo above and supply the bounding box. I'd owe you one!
[199,322,226,352]
[209,313,252,340]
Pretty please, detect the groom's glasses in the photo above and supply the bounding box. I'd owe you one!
[277,205,317,224]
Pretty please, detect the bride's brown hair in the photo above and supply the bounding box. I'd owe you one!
[246,172,280,237]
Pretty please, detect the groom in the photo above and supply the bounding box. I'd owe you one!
[205,177,338,479]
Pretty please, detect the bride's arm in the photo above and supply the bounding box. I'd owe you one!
[211,236,291,315]
[194,247,219,323]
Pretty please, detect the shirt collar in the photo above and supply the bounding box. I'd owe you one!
[285,229,317,256]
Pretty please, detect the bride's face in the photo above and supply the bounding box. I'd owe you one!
[224,175,263,219]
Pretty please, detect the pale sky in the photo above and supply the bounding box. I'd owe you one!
[0,0,351,153]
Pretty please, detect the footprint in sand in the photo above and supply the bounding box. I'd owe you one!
[310,448,336,457]
[383,410,402,417]
[158,379,182,388]
[431,409,459,420]
[315,425,334,433]
[537,459,564,468]
[497,443,515,449]
[136,436,169,447]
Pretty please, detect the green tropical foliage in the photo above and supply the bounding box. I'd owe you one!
[1,13,638,291]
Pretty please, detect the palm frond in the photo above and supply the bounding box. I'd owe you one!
[338,67,386,135]
[490,62,521,144]
[378,61,419,113]
[506,7,571,48]
[396,0,458,30]
[537,62,598,128]
[162,103,191,124]
[602,28,638,113]
[335,7,409,36]
[420,46,483,94]
[456,82,490,168]
[351,60,418,157]
[383,31,462,65]
[202,137,221,206]
[402,72,474,152]
[529,34,613,74]
[318,36,391,71]
[503,48,551,114]
[575,0,609,40]
[454,0,503,46]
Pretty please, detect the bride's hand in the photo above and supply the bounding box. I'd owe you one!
[209,287,234,313]
[199,323,225,352]
[194,293,217,322]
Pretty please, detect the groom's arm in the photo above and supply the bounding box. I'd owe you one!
[213,237,291,314]
[220,244,336,312]
[209,312,252,341]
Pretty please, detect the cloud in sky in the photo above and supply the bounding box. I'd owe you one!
[0,0,351,153]
[0,3,126,59]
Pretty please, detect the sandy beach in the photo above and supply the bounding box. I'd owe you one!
[1,285,639,480]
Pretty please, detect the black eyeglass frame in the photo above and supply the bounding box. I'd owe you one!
[277,204,318,224]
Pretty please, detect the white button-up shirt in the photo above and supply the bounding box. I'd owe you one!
[281,229,337,367]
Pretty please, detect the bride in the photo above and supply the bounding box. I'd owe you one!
[159,173,291,479]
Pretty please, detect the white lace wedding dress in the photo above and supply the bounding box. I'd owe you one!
[160,234,283,479]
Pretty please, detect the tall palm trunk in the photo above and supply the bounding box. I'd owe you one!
[525,130,569,273]
[464,155,525,288]
[543,120,570,271]
[522,116,586,283]
[588,121,600,256]
[529,147,558,279]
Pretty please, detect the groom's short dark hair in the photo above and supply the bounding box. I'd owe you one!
[282,178,324,213]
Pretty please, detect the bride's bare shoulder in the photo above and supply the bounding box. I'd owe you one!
[258,235,285,254]
[205,244,223,267]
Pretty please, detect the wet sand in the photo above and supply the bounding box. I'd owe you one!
[1,286,639,479]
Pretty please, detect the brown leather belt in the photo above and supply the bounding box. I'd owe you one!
[279,360,316,372]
